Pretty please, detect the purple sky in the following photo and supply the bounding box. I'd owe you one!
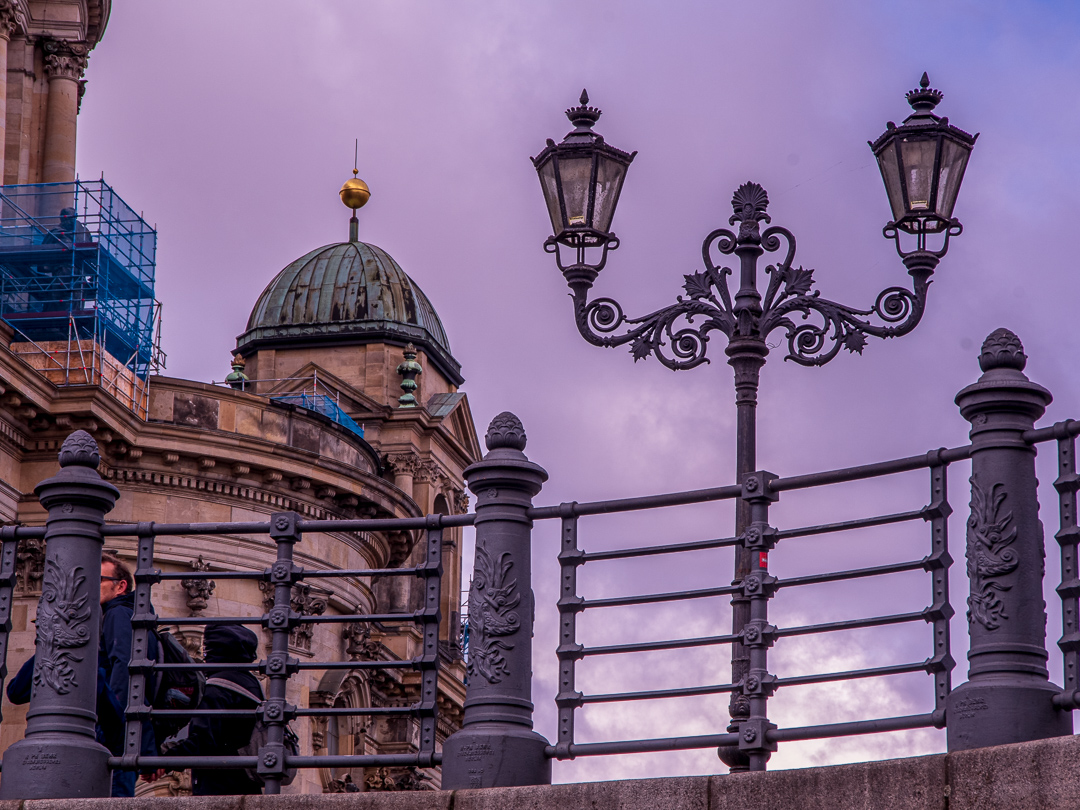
[74,1,1080,781]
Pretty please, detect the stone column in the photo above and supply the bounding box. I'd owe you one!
[0,1,20,181]
[0,431,119,799]
[41,39,87,213]
[947,329,1073,750]
[442,412,550,788]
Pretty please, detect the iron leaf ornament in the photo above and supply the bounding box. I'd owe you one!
[467,547,521,684]
[568,181,932,370]
[966,474,1019,630]
[34,560,92,694]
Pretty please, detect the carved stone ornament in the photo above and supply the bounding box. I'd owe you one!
[452,488,469,514]
[966,474,1019,630]
[344,621,380,661]
[386,452,420,476]
[466,547,520,683]
[484,411,526,452]
[366,766,432,792]
[260,581,328,651]
[34,560,92,694]
[978,327,1026,372]
[0,1,20,38]
[58,430,100,468]
[180,555,216,613]
[15,536,45,595]
[42,40,89,81]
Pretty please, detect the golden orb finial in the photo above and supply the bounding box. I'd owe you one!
[340,173,370,211]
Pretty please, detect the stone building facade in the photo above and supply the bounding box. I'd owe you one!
[0,0,480,795]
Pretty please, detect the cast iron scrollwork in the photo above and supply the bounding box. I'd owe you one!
[34,559,92,694]
[566,181,939,370]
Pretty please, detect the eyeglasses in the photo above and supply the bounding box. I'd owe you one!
[101,576,125,583]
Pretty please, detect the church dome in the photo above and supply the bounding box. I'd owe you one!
[236,240,462,384]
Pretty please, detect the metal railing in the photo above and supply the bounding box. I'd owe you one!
[1,342,1079,795]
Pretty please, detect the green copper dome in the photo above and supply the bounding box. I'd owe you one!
[237,241,462,384]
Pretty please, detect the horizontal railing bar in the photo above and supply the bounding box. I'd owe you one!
[112,753,440,770]
[152,567,422,582]
[771,445,970,493]
[775,509,926,541]
[581,682,737,704]
[149,659,417,672]
[156,613,419,626]
[298,706,418,717]
[153,571,264,581]
[1023,419,1080,445]
[582,632,740,657]
[529,484,743,521]
[581,535,741,563]
[776,661,928,688]
[768,713,939,742]
[776,610,928,638]
[150,706,416,718]
[545,732,740,759]
[581,584,739,610]
[777,558,927,589]
[98,514,474,537]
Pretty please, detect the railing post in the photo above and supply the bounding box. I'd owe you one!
[442,412,550,789]
[0,431,119,798]
[947,329,1073,750]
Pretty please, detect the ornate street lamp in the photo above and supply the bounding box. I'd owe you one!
[532,74,976,770]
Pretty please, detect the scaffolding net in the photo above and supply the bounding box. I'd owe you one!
[0,180,162,417]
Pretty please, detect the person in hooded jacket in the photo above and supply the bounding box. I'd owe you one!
[164,623,264,795]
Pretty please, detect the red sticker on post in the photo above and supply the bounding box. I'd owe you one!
[759,552,768,568]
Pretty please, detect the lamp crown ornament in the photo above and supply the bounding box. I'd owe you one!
[565,88,602,133]
[905,72,944,114]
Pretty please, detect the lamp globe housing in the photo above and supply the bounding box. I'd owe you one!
[532,89,636,248]
[869,73,978,234]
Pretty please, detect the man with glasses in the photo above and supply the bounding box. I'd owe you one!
[100,550,157,796]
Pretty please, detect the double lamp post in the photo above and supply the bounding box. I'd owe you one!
[531,74,977,770]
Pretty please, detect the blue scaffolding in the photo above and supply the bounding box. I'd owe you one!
[0,180,158,379]
[270,391,366,439]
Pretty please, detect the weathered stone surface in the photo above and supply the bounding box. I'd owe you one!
[453,776,709,810]
[710,753,946,810]
[947,733,1080,810]
[27,799,242,810]
[245,794,451,810]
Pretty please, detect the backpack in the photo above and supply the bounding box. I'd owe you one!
[205,676,298,786]
[151,629,206,750]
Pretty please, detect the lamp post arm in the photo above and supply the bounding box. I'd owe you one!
[570,286,735,371]
[759,268,933,367]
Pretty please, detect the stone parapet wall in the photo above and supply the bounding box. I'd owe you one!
[3,733,1077,810]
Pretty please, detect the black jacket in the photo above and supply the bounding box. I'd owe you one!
[166,624,263,796]
[98,591,158,755]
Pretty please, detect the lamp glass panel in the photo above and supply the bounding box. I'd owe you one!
[557,156,594,228]
[900,136,938,212]
[935,138,971,220]
[537,159,563,234]
[592,154,628,234]
[876,142,905,222]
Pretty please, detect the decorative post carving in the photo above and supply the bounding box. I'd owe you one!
[442,412,550,789]
[947,329,1073,750]
[0,431,119,799]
